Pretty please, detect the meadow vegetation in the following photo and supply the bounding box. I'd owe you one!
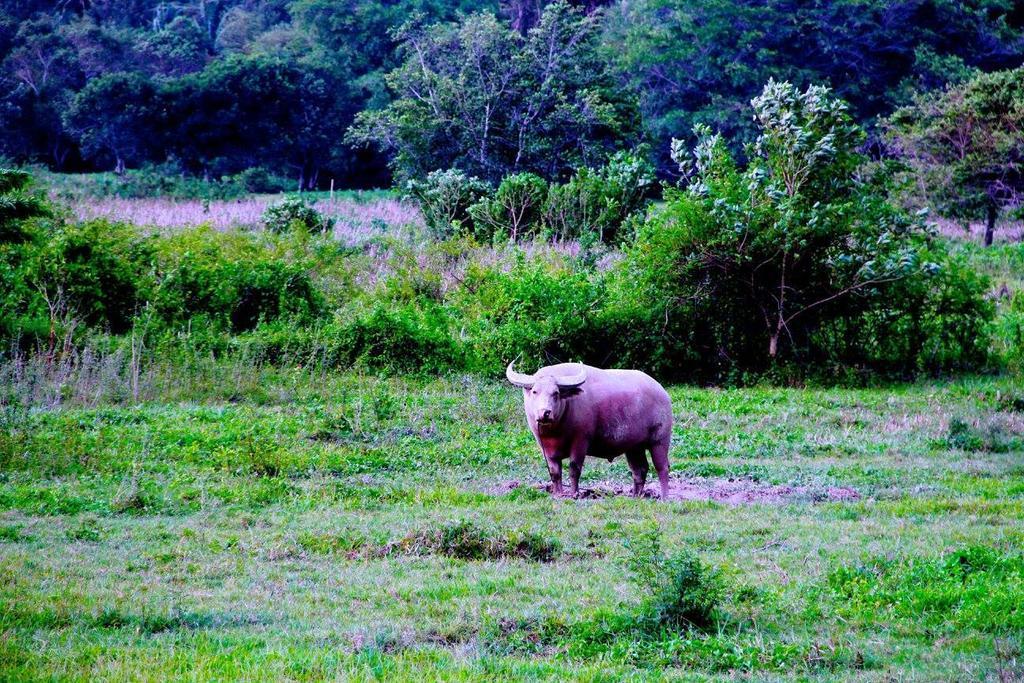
[2,360,1023,679]
[3,3,1024,678]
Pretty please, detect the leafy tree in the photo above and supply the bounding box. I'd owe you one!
[0,14,82,168]
[162,55,353,188]
[647,81,933,363]
[0,168,49,243]
[886,67,1024,246]
[348,1,641,183]
[64,72,157,173]
[610,0,1024,173]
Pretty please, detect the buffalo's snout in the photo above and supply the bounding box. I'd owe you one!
[539,409,552,421]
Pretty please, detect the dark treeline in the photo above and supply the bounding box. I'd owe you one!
[2,0,1023,188]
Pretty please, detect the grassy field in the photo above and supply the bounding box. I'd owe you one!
[2,366,1023,681]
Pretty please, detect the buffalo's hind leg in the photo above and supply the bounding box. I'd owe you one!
[650,439,671,499]
[625,448,649,497]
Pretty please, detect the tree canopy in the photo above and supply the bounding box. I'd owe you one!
[1,0,1023,186]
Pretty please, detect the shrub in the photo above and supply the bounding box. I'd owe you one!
[329,303,462,374]
[34,220,156,334]
[0,169,52,340]
[231,167,291,194]
[468,172,548,242]
[451,257,604,375]
[607,81,994,382]
[152,227,323,334]
[543,150,655,244]
[262,196,335,234]
[406,169,491,238]
[626,529,721,631]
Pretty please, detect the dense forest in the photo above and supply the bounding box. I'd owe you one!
[3,0,1024,188]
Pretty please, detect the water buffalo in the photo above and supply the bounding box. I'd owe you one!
[506,362,672,498]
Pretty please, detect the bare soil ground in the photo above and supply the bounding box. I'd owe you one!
[495,477,861,504]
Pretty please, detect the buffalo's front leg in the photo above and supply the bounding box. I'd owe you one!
[545,456,564,496]
[567,446,587,498]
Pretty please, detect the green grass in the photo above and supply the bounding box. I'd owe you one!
[1,370,1023,680]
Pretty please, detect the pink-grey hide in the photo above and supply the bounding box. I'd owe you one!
[506,362,673,498]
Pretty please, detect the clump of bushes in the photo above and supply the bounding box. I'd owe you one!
[626,529,722,631]
[407,169,492,238]
[468,172,548,242]
[945,416,1021,453]
[450,257,605,375]
[411,151,654,244]
[327,303,463,374]
[152,227,323,334]
[262,196,335,234]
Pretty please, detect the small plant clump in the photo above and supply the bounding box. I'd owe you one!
[945,416,1021,453]
[262,196,335,234]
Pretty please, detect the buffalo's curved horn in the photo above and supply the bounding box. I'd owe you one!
[555,365,587,388]
[505,361,536,388]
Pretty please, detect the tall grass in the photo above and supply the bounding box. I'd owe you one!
[70,195,425,246]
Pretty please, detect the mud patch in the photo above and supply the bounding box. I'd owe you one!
[497,478,860,504]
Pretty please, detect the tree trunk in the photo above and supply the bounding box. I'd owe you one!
[115,156,125,175]
[984,202,997,247]
[768,332,779,359]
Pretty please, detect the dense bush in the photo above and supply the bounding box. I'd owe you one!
[151,228,324,333]
[451,257,604,375]
[34,220,156,334]
[231,167,292,195]
[413,152,653,245]
[0,169,52,340]
[262,196,335,234]
[328,303,463,374]
[603,82,994,382]
[543,150,655,244]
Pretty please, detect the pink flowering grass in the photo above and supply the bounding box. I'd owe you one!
[71,194,426,246]
[932,217,1024,245]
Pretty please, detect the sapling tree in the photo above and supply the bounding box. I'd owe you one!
[666,80,931,361]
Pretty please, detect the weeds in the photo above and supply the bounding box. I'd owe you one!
[395,520,560,562]
[626,529,722,631]
[946,416,1022,452]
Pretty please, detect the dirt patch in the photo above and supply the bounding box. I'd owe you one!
[496,478,860,504]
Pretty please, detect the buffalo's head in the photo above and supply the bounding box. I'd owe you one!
[506,362,586,429]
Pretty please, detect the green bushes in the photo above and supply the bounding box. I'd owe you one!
[151,227,323,334]
[328,303,462,374]
[35,221,155,334]
[468,173,547,242]
[451,258,604,375]
[406,169,491,238]
[410,151,654,244]
[542,150,655,243]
